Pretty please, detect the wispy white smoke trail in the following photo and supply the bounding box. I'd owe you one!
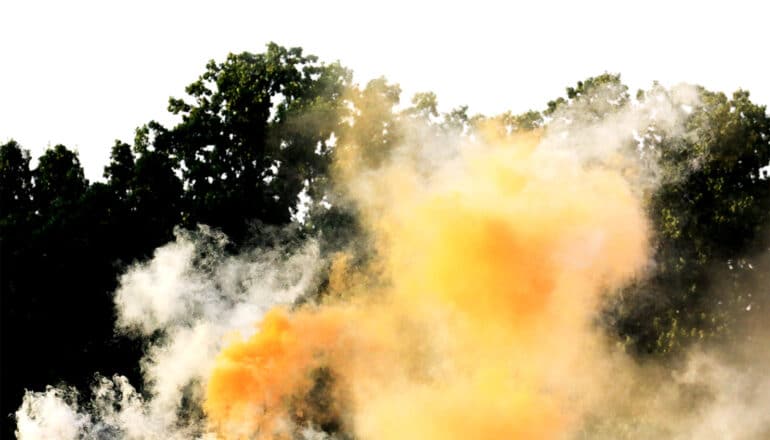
[16,227,323,439]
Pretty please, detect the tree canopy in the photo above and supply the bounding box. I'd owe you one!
[2,45,770,438]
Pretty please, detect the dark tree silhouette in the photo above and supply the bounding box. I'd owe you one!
[2,49,770,439]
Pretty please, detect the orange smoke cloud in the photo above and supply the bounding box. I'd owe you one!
[204,307,344,438]
[205,125,649,439]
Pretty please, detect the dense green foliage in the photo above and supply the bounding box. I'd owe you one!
[2,44,770,437]
[611,87,770,354]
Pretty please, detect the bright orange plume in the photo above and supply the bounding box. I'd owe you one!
[205,126,648,439]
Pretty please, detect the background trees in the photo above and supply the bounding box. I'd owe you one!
[610,87,770,354]
[2,44,770,437]
[0,44,353,435]
[154,43,352,243]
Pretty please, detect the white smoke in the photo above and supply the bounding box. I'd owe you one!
[673,351,770,439]
[15,387,88,440]
[15,80,770,440]
[538,82,700,192]
[16,227,323,439]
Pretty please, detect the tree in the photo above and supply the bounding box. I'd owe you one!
[32,144,88,215]
[545,73,629,123]
[404,91,439,122]
[154,43,351,243]
[0,140,33,221]
[340,77,402,168]
[609,88,770,355]
[0,140,35,427]
[104,140,135,201]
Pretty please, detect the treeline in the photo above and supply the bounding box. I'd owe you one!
[2,43,770,435]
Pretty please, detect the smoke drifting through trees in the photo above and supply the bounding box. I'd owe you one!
[3,44,770,439]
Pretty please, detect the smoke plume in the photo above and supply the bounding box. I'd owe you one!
[15,82,770,439]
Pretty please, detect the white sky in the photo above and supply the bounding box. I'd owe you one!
[1,0,768,181]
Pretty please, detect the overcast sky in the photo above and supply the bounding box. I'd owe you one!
[1,0,768,181]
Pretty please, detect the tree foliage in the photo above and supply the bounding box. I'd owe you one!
[612,87,770,354]
[155,43,351,242]
[2,45,770,438]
